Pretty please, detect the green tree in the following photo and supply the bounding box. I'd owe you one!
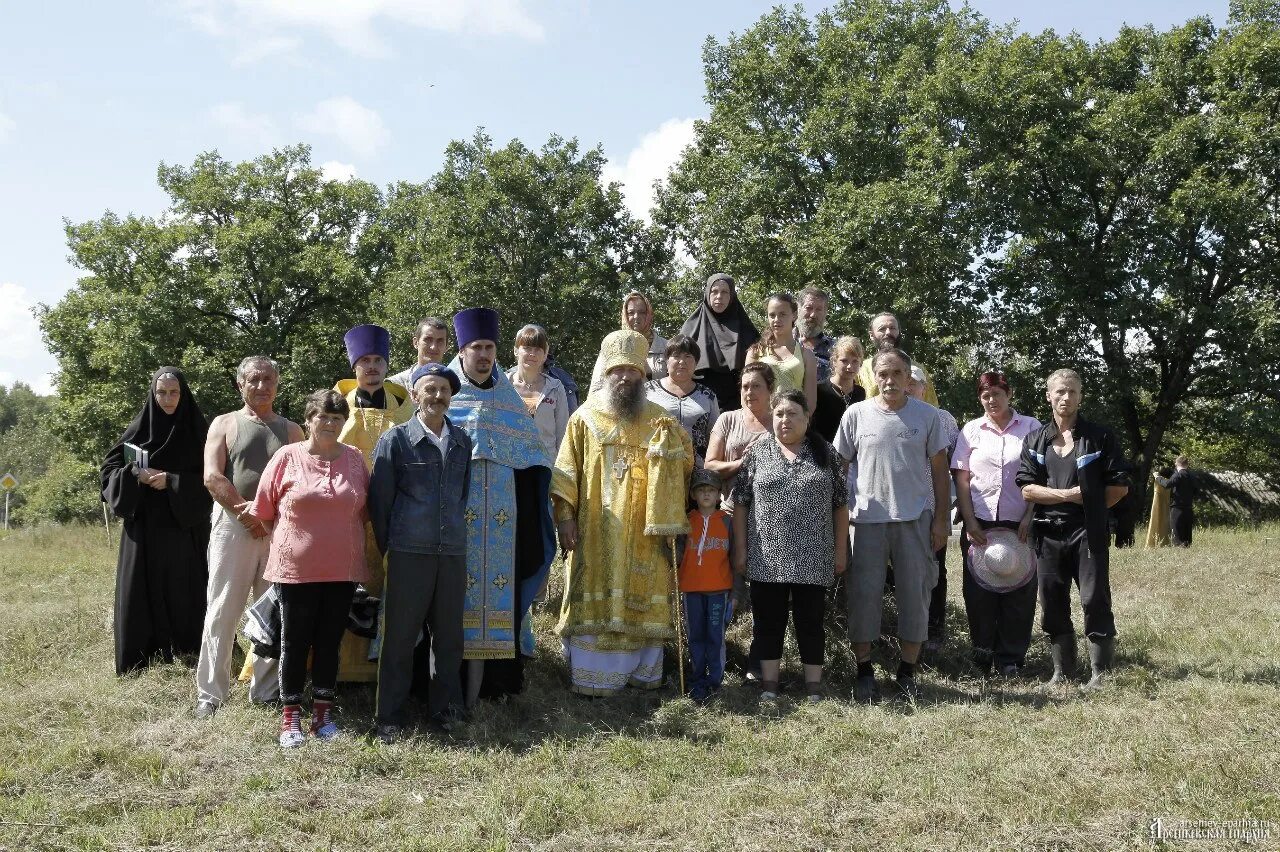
[368,132,673,382]
[658,0,1280,509]
[0,383,59,523]
[655,0,992,408]
[0,382,53,433]
[0,384,101,526]
[40,145,384,463]
[13,451,102,526]
[956,5,1280,496]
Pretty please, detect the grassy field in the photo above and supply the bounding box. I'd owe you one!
[0,524,1277,851]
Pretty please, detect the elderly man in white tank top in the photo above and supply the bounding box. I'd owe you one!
[193,356,304,718]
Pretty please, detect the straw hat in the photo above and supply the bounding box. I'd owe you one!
[968,528,1037,592]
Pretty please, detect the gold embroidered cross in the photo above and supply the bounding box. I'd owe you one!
[464,507,478,526]
[612,456,629,481]
[492,574,508,590]
[494,509,509,526]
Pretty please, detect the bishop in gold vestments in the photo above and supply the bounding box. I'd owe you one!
[552,330,693,695]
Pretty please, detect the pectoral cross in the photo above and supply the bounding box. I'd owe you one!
[612,456,629,482]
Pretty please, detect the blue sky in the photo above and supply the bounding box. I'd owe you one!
[0,0,1227,392]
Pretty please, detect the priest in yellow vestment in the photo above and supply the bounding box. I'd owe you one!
[335,323,413,681]
[552,330,694,695]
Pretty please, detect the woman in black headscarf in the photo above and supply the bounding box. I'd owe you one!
[679,272,761,412]
[102,367,213,675]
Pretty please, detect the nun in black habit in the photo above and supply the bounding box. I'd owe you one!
[102,367,212,675]
[679,273,761,412]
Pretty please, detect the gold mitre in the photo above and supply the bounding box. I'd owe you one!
[598,329,648,374]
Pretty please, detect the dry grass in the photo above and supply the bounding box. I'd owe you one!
[0,524,1278,850]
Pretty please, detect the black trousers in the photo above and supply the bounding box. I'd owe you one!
[960,520,1036,668]
[750,581,826,666]
[928,546,947,630]
[1170,506,1194,547]
[1035,525,1116,640]
[376,551,465,725]
[277,581,355,705]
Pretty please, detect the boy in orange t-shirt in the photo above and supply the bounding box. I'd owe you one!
[679,469,734,702]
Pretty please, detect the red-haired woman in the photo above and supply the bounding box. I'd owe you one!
[951,371,1042,677]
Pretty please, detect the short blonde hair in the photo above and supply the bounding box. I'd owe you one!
[1046,368,1082,390]
[833,335,864,362]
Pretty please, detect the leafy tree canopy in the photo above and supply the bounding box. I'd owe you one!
[659,0,1280,493]
[43,136,673,463]
[368,131,673,382]
[41,145,383,462]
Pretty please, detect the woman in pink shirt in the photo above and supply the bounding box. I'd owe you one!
[250,389,370,747]
[950,372,1041,677]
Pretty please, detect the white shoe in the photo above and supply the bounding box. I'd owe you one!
[278,728,305,748]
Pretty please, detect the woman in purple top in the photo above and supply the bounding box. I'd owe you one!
[950,371,1042,676]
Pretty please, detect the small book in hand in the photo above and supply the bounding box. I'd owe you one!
[123,443,150,471]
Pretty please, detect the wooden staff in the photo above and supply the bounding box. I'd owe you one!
[670,537,687,694]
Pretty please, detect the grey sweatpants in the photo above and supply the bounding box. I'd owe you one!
[848,512,937,644]
[376,551,466,725]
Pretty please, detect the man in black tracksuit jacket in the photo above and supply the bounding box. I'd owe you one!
[1016,369,1130,691]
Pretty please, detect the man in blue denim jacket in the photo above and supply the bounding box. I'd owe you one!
[368,362,472,741]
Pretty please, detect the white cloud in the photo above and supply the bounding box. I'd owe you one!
[0,282,56,395]
[185,0,543,61]
[0,109,14,143]
[297,97,389,159]
[320,161,358,182]
[208,101,280,150]
[231,35,303,66]
[207,97,387,160]
[604,118,698,222]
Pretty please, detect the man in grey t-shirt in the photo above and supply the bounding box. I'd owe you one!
[834,348,950,703]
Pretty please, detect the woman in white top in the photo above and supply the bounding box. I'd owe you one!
[507,323,569,659]
[506,324,569,460]
[645,334,720,465]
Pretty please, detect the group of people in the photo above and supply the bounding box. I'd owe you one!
[103,274,1133,746]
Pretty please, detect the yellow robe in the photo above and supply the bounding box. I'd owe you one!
[859,356,938,406]
[335,379,413,682]
[552,400,694,653]
[1146,480,1172,547]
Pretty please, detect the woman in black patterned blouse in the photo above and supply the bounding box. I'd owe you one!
[645,335,720,465]
[731,389,849,707]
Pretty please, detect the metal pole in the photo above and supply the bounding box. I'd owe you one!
[102,501,113,548]
[3,491,8,531]
[670,538,686,695]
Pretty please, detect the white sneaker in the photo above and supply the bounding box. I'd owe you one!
[278,728,305,748]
